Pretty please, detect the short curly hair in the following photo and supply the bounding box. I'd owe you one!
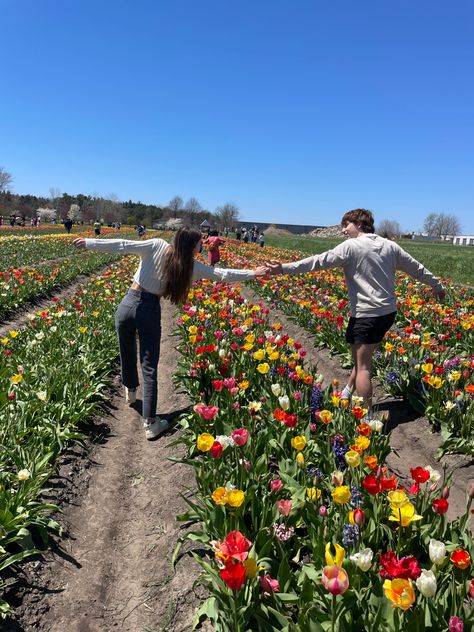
[340,209,374,233]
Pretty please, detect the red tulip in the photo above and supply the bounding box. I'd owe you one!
[432,498,449,514]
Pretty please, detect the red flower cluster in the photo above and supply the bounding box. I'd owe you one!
[379,551,422,580]
[215,531,252,591]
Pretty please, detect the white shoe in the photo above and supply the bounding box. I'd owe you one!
[143,418,169,440]
[125,387,137,404]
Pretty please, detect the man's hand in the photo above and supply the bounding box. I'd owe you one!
[73,238,86,249]
[433,287,446,302]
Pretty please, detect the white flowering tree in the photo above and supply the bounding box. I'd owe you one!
[68,204,81,222]
[37,207,57,223]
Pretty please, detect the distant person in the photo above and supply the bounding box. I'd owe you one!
[137,224,146,238]
[73,227,267,440]
[243,228,249,243]
[64,218,73,234]
[94,220,101,236]
[263,208,446,419]
[258,232,265,247]
[236,227,242,241]
[203,229,225,266]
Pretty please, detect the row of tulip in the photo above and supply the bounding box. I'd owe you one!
[0,256,136,618]
[213,240,474,456]
[171,270,473,631]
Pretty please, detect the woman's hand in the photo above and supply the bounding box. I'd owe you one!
[266,260,283,275]
[73,238,86,249]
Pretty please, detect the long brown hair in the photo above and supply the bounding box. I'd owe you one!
[162,226,202,304]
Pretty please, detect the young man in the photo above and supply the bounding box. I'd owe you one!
[263,209,446,418]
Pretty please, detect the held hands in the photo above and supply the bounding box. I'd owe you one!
[254,260,284,277]
[73,238,86,249]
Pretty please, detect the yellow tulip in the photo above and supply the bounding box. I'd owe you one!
[345,450,361,468]
[291,436,306,451]
[325,542,345,566]
[196,433,215,452]
[253,349,265,361]
[332,485,351,505]
[227,489,245,508]
[257,363,270,374]
[11,374,23,384]
[387,490,408,508]
[389,502,422,527]
[307,487,321,501]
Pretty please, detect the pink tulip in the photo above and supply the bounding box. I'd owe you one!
[259,574,279,594]
[322,565,349,596]
[319,505,328,517]
[270,479,283,493]
[232,428,249,446]
[449,616,464,632]
[276,500,292,516]
[469,578,474,599]
[193,403,219,421]
[223,377,236,389]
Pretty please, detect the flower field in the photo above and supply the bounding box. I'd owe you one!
[0,230,473,629]
[171,255,474,631]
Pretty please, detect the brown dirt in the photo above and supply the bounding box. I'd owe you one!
[4,298,205,632]
[3,284,473,632]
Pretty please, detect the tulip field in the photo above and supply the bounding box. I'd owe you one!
[0,228,473,630]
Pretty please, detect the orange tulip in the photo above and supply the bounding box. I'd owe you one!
[383,578,416,610]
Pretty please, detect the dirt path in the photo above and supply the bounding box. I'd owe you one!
[6,299,204,632]
[4,283,473,631]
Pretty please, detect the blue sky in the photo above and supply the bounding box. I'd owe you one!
[2,0,473,232]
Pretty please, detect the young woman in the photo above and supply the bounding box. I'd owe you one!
[263,209,446,418]
[74,227,266,440]
[203,229,225,266]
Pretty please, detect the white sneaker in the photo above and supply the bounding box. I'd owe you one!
[125,387,137,404]
[143,418,169,440]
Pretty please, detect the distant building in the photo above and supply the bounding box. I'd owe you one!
[453,234,474,246]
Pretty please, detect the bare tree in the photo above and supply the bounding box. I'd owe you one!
[184,197,202,225]
[49,187,62,212]
[168,195,183,217]
[215,203,240,230]
[377,219,401,239]
[423,212,461,239]
[0,167,13,192]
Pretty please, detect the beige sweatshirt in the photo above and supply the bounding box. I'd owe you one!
[84,237,255,295]
[281,234,444,317]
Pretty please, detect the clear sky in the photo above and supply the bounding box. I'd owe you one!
[2,0,473,232]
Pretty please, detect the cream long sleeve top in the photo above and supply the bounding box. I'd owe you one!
[281,233,444,318]
[84,237,255,295]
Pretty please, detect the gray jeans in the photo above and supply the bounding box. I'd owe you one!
[115,289,162,419]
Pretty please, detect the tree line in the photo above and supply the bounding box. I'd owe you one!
[0,167,240,229]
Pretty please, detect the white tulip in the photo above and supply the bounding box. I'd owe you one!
[17,469,31,481]
[349,548,373,572]
[416,569,437,597]
[271,384,282,397]
[429,538,446,566]
[278,395,290,411]
[425,466,441,483]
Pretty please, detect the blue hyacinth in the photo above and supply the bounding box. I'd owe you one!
[342,524,359,547]
[349,485,364,508]
[310,385,324,417]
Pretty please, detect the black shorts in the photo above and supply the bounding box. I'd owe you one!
[345,311,396,345]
